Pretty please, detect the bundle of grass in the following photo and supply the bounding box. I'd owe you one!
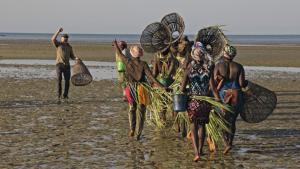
[141,83,173,129]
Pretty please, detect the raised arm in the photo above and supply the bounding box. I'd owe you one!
[113,40,129,65]
[51,28,63,47]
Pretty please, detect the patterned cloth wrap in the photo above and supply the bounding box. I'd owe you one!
[125,83,150,106]
[218,80,244,116]
[187,60,213,123]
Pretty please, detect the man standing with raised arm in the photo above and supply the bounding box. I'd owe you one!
[51,28,79,101]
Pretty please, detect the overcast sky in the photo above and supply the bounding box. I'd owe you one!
[1,0,299,35]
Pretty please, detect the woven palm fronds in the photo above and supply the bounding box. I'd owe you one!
[241,81,277,123]
[140,22,172,53]
[195,26,228,61]
[161,13,185,43]
[71,60,93,86]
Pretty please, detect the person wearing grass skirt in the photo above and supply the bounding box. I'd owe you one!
[180,47,220,162]
[214,45,248,154]
[113,40,164,140]
[152,47,179,121]
[170,37,193,137]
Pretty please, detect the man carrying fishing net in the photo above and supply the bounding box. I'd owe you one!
[51,27,79,101]
[214,45,248,154]
[113,40,164,140]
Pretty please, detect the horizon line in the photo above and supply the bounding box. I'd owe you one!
[1,32,300,36]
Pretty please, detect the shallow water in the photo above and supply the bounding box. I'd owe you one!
[0,59,299,80]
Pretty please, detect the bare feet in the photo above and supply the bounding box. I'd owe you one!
[193,155,200,162]
[129,130,134,137]
[223,145,232,155]
[207,137,216,152]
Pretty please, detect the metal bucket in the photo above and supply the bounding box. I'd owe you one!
[173,94,188,112]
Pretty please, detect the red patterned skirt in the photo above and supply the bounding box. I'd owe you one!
[187,99,211,123]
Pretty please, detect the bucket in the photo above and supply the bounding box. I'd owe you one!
[173,94,188,112]
[117,61,126,72]
[71,59,93,86]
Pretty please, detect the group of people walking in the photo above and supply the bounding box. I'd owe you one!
[52,27,248,162]
[113,35,248,161]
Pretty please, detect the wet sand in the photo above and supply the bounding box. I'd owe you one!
[0,68,299,168]
[1,40,300,67]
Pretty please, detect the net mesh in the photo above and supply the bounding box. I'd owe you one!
[241,81,277,123]
[71,60,93,86]
[140,22,172,53]
[195,26,228,61]
[161,12,185,43]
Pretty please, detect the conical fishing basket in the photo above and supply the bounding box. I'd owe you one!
[195,26,228,61]
[140,22,172,53]
[241,81,277,123]
[161,13,185,43]
[71,60,93,86]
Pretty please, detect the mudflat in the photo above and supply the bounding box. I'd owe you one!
[1,40,300,67]
[0,72,299,168]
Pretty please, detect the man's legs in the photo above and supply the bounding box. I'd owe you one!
[56,64,63,99]
[63,65,71,98]
[128,102,137,136]
[136,104,146,140]
[223,112,238,154]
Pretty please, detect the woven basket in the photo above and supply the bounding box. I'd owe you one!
[195,26,228,61]
[161,13,185,43]
[71,60,93,86]
[140,22,172,53]
[241,81,277,123]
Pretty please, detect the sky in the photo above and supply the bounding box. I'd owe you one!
[1,0,300,35]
